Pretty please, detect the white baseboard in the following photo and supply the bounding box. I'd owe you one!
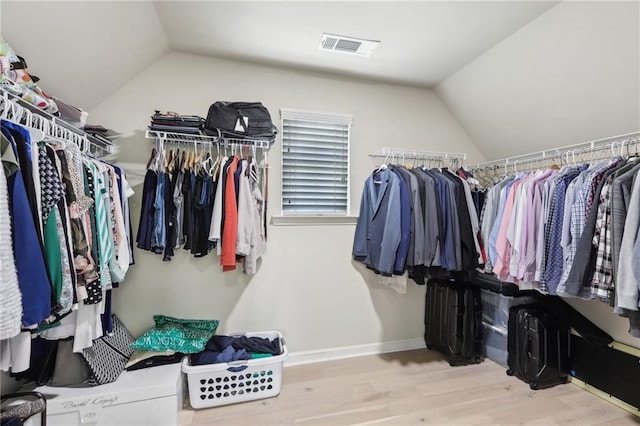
[284,338,426,367]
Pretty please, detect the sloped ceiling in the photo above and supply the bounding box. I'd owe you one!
[436,1,640,161]
[1,1,558,113]
[152,1,558,88]
[0,0,170,111]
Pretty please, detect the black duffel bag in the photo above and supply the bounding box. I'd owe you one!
[204,101,277,140]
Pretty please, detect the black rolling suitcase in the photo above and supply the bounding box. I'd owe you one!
[424,280,484,366]
[506,305,570,390]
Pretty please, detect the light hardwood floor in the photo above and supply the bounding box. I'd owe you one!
[179,349,639,425]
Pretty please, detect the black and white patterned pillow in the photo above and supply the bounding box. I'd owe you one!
[81,315,134,385]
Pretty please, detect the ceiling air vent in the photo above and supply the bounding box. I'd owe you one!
[319,33,380,57]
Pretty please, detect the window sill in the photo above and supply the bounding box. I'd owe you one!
[271,215,359,226]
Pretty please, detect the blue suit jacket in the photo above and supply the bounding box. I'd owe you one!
[353,168,402,276]
[390,168,411,275]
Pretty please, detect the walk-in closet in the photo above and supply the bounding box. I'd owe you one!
[0,1,639,425]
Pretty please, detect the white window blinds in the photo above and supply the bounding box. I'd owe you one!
[280,109,352,214]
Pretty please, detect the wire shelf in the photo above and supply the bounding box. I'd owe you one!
[368,147,467,166]
[471,131,640,171]
[0,86,115,156]
[145,129,273,149]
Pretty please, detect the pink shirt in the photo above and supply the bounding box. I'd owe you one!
[493,177,524,279]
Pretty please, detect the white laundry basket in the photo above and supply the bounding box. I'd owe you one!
[182,330,287,409]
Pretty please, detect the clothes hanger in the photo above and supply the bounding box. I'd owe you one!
[0,90,9,120]
[210,143,221,177]
[181,149,187,172]
[195,148,205,166]
[375,153,389,174]
[249,153,259,184]
[146,147,157,171]
[169,147,179,172]
[199,152,211,175]
[19,108,46,143]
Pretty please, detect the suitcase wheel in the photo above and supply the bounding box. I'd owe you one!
[506,369,515,376]
[426,344,433,350]
[560,376,568,384]
[474,357,483,364]
[530,382,539,390]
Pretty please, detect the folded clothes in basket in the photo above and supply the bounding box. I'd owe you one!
[191,335,280,366]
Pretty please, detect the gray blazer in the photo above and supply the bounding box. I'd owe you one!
[412,169,440,267]
[610,161,640,286]
[615,168,640,311]
[395,167,424,267]
[353,168,402,276]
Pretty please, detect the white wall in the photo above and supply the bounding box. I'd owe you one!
[436,1,640,348]
[89,51,485,355]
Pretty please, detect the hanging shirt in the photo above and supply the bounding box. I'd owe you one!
[493,175,525,279]
[243,181,267,275]
[435,170,464,270]
[136,170,157,251]
[209,156,228,251]
[558,167,591,284]
[151,171,167,252]
[543,165,585,294]
[389,168,410,275]
[221,156,240,271]
[173,169,185,248]
[2,129,51,326]
[82,162,104,304]
[90,161,115,289]
[521,170,553,283]
[561,163,625,298]
[413,168,440,268]
[38,144,67,313]
[488,179,514,269]
[506,172,536,280]
[353,168,402,276]
[534,172,561,284]
[610,161,640,290]
[53,206,74,314]
[561,160,612,285]
[615,170,640,311]
[590,174,615,302]
[480,176,511,273]
[0,140,22,340]
[2,121,44,247]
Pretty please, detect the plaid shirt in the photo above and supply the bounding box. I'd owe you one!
[544,166,585,295]
[559,164,604,286]
[585,157,624,217]
[591,175,615,302]
[540,173,565,291]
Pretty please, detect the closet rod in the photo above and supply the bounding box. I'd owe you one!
[472,131,640,170]
[0,86,115,156]
[368,147,467,162]
[145,129,272,150]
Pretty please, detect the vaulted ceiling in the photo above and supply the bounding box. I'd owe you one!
[1,1,558,112]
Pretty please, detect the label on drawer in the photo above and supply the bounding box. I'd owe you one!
[54,395,119,423]
[78,405,102,424]
[59,395,118,411]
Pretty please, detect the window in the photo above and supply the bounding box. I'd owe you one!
[280,108,353,215]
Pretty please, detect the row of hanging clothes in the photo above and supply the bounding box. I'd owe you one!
[137,132,269,275]
[352,148,482,293]
[469,132,640,337]
[0,87,133,374]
